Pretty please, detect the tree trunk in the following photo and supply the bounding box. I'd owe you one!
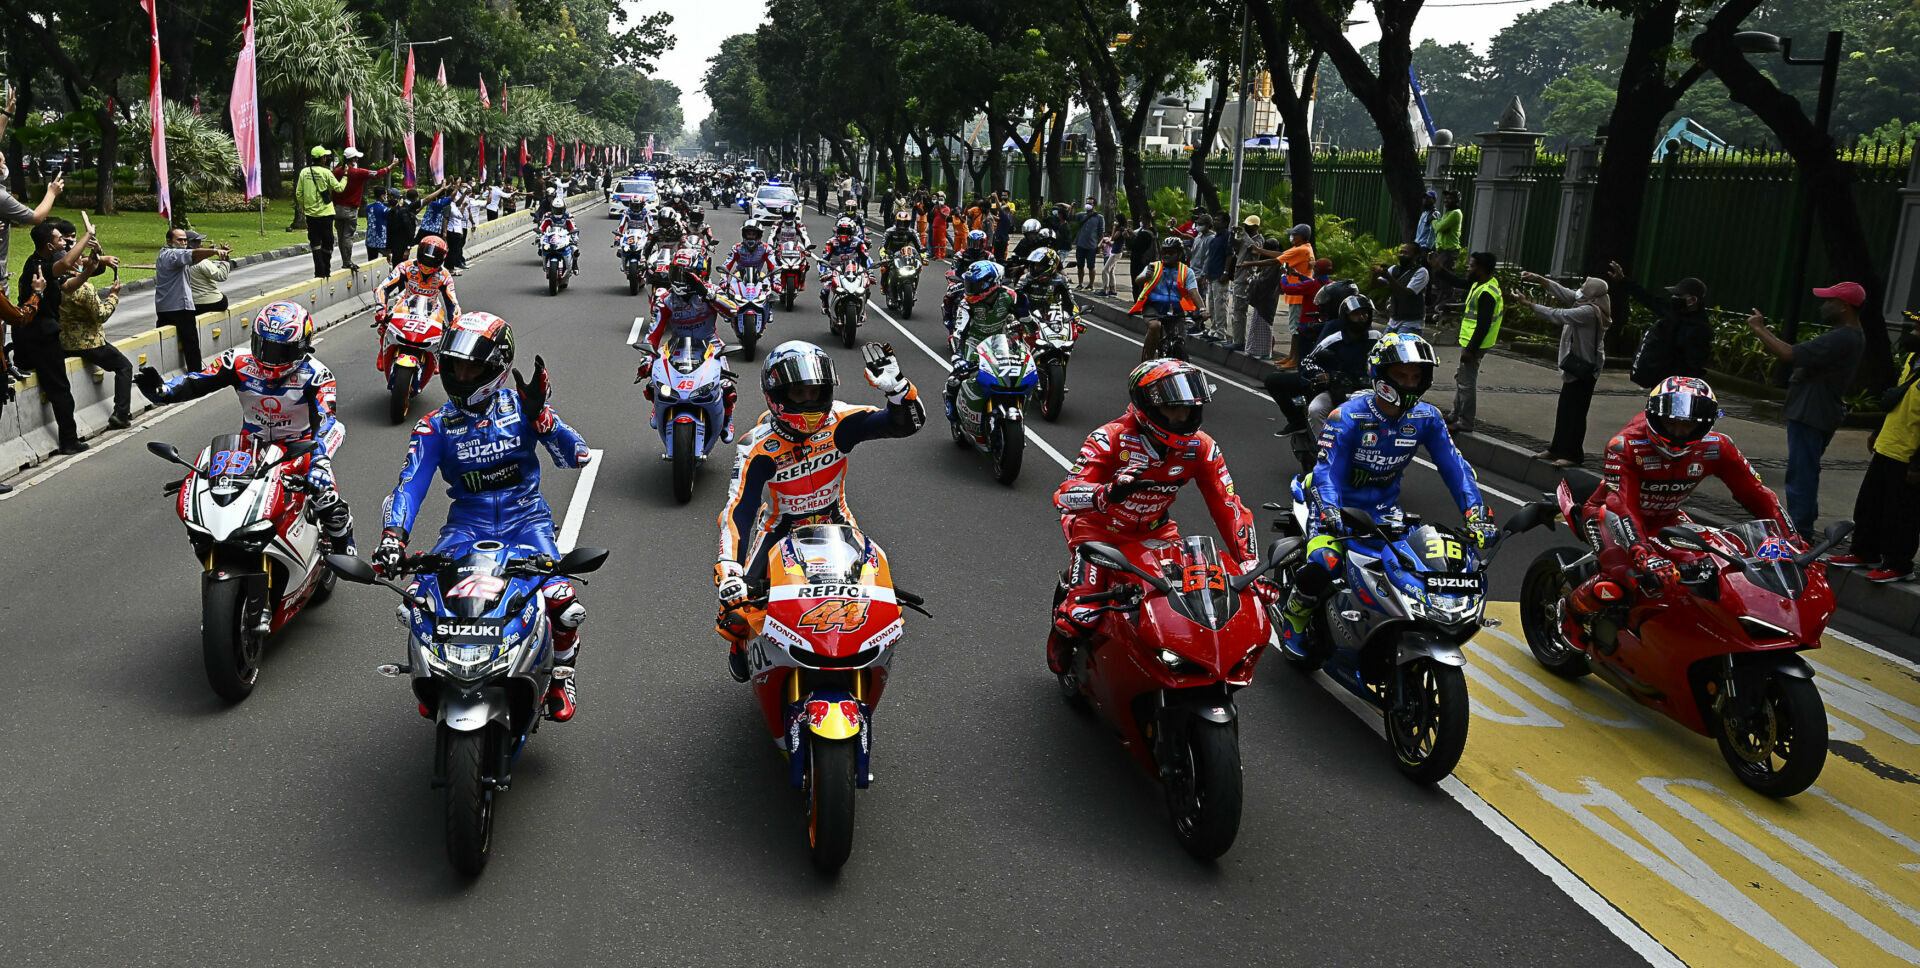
[1077,64,1118,223]
[1044,108,1067,205]
[8,75,32,197]
[1188,75,1229,213]
[93,106,119,216]
[986,111,1008,195]
[938,139,959,200]
[914,132,935,188]
[1015,121,1042,214]
[1109,76,1160,221]
[1249,0,1318,225]
[1287,0,1425,238]
[289,108,308,230]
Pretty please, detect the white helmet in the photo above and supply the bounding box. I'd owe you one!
[553,196,568,213]
[1022,218,1041,234]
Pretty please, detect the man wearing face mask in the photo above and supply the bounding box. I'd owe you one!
[1609,262,1712,387]
[1373,243,1430,336]
[1072,199,1104,291]
[1746,282,1866,536]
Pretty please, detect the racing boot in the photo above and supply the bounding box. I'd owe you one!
[310,488,357,557]
[721,381,739,443]
[1275,588,1316,659]
[542,583,585,721]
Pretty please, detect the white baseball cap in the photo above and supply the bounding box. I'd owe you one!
[342,147,365,160]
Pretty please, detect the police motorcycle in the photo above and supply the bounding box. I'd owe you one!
[946,331,1037,485]
[635,335,732,504]
[541,225,576,296]
[327,545,609,876]
[616,226,650,296]
[1269,493,1554,782]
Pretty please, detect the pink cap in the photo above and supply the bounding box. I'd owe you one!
[1812,281,1866,307]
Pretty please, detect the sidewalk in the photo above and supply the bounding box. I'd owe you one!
[1066,283,1920,637]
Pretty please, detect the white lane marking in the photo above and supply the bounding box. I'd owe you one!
[1077,315,1533,507]
[556,448,605,553]
[627,314,648,346]
[865,299,1077,470]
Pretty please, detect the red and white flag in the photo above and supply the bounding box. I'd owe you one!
[401,48,417,188]
[545,136,554,166]
[477,73,490,110]
[478,134,488,182]
[230,0,261,198]
[344,92,356,149]
[429,59,446,182]
[138,0,170,220]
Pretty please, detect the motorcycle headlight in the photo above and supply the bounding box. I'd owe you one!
[1156,648,1206,675]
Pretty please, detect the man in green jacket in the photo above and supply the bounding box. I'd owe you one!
[1429,189,1464,323]
[295,146,347,277]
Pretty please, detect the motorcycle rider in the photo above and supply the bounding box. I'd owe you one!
[1048,358,1268,671]
[1014,247,1080,326]
[817,221,872,316]
[878,211,920,293]
[373,312,594,721]
[769,207,812,250]
[375,234,460,324]
[1272,333,1495,653]
[1264,294,1376,440]
[134,301,356,556]
[944,260,1026,419]
[722,219,773,277]
[953,229,994,270]
[1130,236,1207,352]
[640,249,741,441]
[714,340,925,681]
[537,197,580,271]
[1568,377,1792,619]
[646,207,686,260]
[684,208,718,250]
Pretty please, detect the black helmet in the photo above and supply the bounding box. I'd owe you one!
[439,312,515,414]
[687,209,705,226]
[1338,294,1374,328]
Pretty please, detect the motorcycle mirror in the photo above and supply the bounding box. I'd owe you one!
[145,440,185,464]
[1078,541,1131,574]
[555,546,610,575]
[326,554,378,584]
[275,439,321,464]
[1825,520,1854,544]
[1340,506,1380,536]
[1657,526,1710,553]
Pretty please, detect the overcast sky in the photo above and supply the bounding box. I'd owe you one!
[639,0,1562,129]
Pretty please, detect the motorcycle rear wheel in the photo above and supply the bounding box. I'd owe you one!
[807,736,858,873]
[1718,675,1826,798]
[990,414,1024,485]
[444,726,496,876]
[670,422,697,504]
[1388,658,1470,784]
[1166,719,1242,860]
[202,578,262,702]
[1520,548,1592,679]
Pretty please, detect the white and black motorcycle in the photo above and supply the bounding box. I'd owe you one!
[541,226,576,296]
[1027,304,1080,422]
[826,257,870,349]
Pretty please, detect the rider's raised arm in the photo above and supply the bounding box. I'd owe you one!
[157,351,240,402]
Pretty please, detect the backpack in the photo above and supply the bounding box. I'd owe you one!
[1629,317,1676,389]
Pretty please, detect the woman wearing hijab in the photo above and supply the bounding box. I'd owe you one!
[1516,271,1612,467]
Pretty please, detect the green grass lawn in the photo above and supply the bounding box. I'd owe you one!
[7,200,310,289]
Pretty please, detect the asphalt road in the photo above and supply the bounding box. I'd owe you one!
[0,198,1650,967]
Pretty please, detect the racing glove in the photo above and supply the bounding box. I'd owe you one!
[1100,463,1153,510]
[513,355,557,436]
[1315,505,1347,537]
[862,342,910,397]
[134,366,172,403]
[1632,544,1680,588]
[714,560,748,609]
[1464,504,1497,549]
[1248,574,1283,606]
[370,528,407,576]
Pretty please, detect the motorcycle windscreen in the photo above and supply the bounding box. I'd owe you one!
[779,524,869,584]
[204,433,260,506]
[666,335,707,374]
[1404,523,1486,600]
[1164,535,1239,630]
[1719,519,1808,600]
[433,549,513,619]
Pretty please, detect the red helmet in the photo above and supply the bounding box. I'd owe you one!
[416,235,449,270]
[1645,376,1719,457]
[1126,358,1211,451]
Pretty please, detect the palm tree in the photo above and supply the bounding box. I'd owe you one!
[256,0,375,224]
[129,100,241,220]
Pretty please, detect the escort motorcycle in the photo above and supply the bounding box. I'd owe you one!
[636,335,731,504]
[727,264,772,360]
[327,543,609,876]
[826,257,870,349]
[1054,535,1297,859]
[946,332,1035,485]
[1519,479,1852,798]
[720,523,931,872]
[883,246,922,318]
[617,227,649,296]
[1271,486,1554,783]
[148,436,327,702]
[775,240,810,311]
[541,226,575,296]
[373,291,446,424]
[1025,303,1081,422]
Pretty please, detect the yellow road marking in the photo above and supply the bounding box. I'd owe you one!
[1458,602,1920,967]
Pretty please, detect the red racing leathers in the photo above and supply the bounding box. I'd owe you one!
[1052,411,1256,646]
[1578,412,1791,603]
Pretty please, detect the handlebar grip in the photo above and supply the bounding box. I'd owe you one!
[1074,586,1134,604]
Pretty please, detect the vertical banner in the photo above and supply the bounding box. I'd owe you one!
[545,135,554,166]
[430,59,446,182]
[402,48,418,188]
[230,0,261,198]
[138,0,170,220]
[344,92,356,149]
[1407,66,1436,150]
[475,75,490,182]
[644,134,654,162]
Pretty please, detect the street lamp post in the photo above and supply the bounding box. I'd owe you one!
[1733,29,1843,348]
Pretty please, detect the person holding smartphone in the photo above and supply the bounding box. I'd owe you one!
[57,235,131,429]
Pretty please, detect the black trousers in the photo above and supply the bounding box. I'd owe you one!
[1548,374,1597,463]
[446,230,469,269]
[1263,370,1314,427]
[157,309,203,372]
[307,217,336,277]
[19,338,78,444]
[70,343,132,419]
[1849,452,1920,572]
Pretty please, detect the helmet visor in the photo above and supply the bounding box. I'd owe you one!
[767,353,837,408]
[1650,389,1717,423]
[252,334,304,367]
[441,326,497,362]
[1142,371,1212,409]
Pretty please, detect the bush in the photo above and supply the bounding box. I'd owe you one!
[60,191,263,214]
[1147,186,1189,229]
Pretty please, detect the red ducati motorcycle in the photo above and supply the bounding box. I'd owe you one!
[1053,534,1296,859]
[1519,480,1853,798]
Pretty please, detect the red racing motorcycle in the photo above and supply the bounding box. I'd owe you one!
[373,292,445,424]
[1519,479,1853,798]
[1052,534,1296,859]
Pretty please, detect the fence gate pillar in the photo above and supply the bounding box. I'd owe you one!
[1885,149,1920,322]
[1424,132,1456,196]
[1468,97,1543,261]
[1549,135,1604,277]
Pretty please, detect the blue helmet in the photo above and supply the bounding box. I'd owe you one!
[967,229,986,245]
[962,260,1002,299]
[1368,332,1438,408]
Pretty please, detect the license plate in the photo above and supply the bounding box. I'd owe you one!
[1423,573,1484,595]
[432,618,508,644]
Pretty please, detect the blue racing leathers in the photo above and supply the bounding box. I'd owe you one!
[1309,393,1487,533]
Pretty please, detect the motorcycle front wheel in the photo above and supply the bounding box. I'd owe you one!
[670,422,697,504]
[1520,548,1591,679]
[989,412,1024,485]
[1165,718,1243,860]
[443,725,497,876]
[1038,361,1067,421]
[736,317,759,361]
[1718,675,1826,798]
[839,302,860,349]
[202,578,263,702]
[547,269,559,296]
[1388,658,1470,784]
[807,736,858,873]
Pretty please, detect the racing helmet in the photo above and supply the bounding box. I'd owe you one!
[967,229,987,247]
[552,196,568,213]
[670,248,710,294]
[416,235,449,270]
[962,260,1003,301]
[1645,376,1719,457]
[1025,247,1062,281]
[438,312,515,414]
[687,209,705,227]
[1338,294,1374,330]
[250,301,314,379]
[834,220,855,241]
[1368,332,1438,409]
[894,211,912,228]
[1126,358,1211,451]
[741,219,763,242]
[762,340,838,438]
[1022,218,1041,234]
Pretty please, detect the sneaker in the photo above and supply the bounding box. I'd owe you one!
[1823,553,1872,568]
[1866,568,1915,584]
[0,482,12,495]
[727,646,750,683]
[543,677,578,721]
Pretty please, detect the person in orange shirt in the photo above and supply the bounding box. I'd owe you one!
[1275,223,1315,367]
